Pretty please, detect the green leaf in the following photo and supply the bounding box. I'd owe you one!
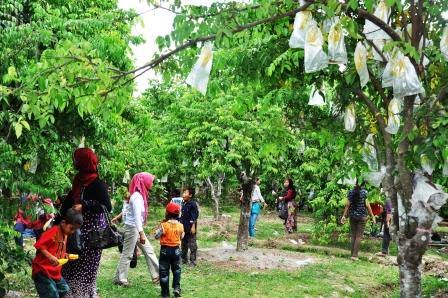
[14,122,23,138]
[21,120,30,130]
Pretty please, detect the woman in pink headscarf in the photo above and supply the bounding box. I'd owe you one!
[114,172,159,286]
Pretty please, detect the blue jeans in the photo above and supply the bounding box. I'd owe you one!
[249,202,261,237]
[33,272,69,298]
[159,246,181,297]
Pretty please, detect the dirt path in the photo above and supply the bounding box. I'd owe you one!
[199,242,315,271]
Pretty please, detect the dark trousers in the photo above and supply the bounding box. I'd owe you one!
[14,222,26,247]
[159,246,181,297]
[181,232,197,263]
[381,224,391,254]
[349,217,367,258]
[33,272,69,298]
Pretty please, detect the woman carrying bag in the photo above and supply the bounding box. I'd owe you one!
[60,148,112,298]
[114,172,159,287]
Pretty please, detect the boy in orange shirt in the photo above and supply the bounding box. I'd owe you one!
[32,208,82,298]
[155,203,184,298]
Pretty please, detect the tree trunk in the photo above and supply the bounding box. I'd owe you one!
[397,230,429,298]
[206,175,225,220]
[236,173,253,251]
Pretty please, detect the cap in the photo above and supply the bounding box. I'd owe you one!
[166,202,180,215]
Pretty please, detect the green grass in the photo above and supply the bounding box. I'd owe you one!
[7,206,448,297]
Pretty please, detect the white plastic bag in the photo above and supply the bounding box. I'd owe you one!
[420,154,434,175]
[362,134,378,171]
[382,50,424,99]
[371,39,390,62]
[186,42,213,95]
[289,11,313,49]
[354,42,369,87]
[122,170,130,184]
[410,172,448,229]
[363,1,391,40]
[308,86,325,106]
[441,26,448,60]
[385,98,402,135]
[344,104,356,132]
[304,20,328,73]
[443,159,448,177]
[363,166,386,188]
[29,155,39,174]
[328,22,347,64]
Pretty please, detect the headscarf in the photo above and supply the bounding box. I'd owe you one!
[128,172,155,222]
[71,148,99,204]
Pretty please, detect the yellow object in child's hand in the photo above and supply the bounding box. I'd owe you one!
[58,259,68,266]
[68,254,79,260]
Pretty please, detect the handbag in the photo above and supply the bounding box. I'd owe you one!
[66,228,84,254]
[277,200,288,220]
[84,205,123,250]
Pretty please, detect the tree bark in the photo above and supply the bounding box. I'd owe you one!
[236,172,253,251]
[206,174,225,220]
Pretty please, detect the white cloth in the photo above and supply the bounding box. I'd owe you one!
[121,201,129,223]
[124,192,145,233]
[251,185,265,203]
[115,224,159,282]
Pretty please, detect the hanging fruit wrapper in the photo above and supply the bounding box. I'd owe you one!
[308,85,325,106]
[382,50,424,99]
[122,170,130,184]
[362,134,378,171]
[328,21,347,64]
[443,158,448,177]
[354,42,369,87]
[371,39,390,62]
[29,155,39,174]
[420,154,434,175]
[410,172,448,229]
[385,98,402,135]
[344,104,356,132]
[363,1,391,40]
[304,20,328,73]
[289,11,313,49]
[363,166,386,188]
[186,42,213,95]
[441,26,448,60]
[78,136,85,148]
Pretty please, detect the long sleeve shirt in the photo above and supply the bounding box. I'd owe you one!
[251,185,265,203]
[283,189,296,202]
[124,192,145,233]
[180,200,199,233]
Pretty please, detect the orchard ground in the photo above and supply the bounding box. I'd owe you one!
[8,206,448,298]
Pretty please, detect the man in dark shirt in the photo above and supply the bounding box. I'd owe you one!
[378,198,393,256]
[180,187,199,266]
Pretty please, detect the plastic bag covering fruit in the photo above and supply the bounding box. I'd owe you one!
[58,259,68,266]
[289,11,313,49]
[382,50,424,99]
[420,154,434,175]
[354,42,369,87]
[363,166,386,187]
[385,98,402,135]
[186,42,213,95]
[304,20,328,73]
[409,172,448,230]
[328,22,347,64]
[344,104,356,132]
[441,26,448,60]
[371,39,390,62]
[363,1,391,40]
[443,159,448,177]
[68,254,79,260]
[362,134,378,171]
[308,86,325,106]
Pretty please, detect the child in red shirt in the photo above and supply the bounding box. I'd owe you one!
[155,203,184,298]
[32,209,82,298]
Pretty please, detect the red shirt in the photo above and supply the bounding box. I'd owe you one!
[32,226,66,280]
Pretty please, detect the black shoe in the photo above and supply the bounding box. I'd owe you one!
[174,289,182,297]
[190,261,196,267]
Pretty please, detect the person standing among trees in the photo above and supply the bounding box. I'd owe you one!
[155,202,184,298]
[340,181,376,261]
[274,178,297,233]
[249,177,267,238]
[180,187,199,266]
[114,172,159,286]
[60,148,112,298]
[377,197,393,256]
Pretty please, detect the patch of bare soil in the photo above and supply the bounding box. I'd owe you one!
[198,242,315,271]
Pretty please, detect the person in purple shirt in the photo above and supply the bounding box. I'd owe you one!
[378,198,393,256]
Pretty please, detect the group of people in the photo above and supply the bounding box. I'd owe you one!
[30,147,199,298]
